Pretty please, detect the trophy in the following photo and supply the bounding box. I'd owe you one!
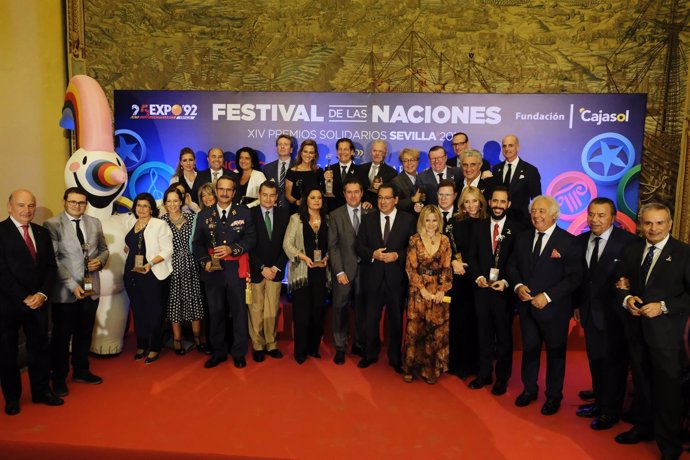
[81,243,95,296]
[132,231,147,273]
[245,274,253,305]
[207,218,223,272]
[368,174,383,193]
[489,234,505,283]
[324,154,335,197]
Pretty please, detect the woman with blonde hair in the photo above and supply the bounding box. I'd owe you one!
[402,205,452,384]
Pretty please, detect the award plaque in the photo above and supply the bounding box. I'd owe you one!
[489,268,500,282]
[207,220,223,272]
[313,249,322,263]
[132,255,147,273]
[368,175,383,193]
[81,243,95,296]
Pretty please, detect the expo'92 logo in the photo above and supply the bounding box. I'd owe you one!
[581,132,635,183]
[130,103,198,120]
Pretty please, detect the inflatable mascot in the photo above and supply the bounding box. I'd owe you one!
[59,75,131,355]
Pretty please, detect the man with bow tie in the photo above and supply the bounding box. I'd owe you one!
[615,203,690,460]
[507,195,582,415]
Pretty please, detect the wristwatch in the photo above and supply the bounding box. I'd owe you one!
[660,300,668,314]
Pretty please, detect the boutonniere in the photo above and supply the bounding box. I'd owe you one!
[231,220,245,227]
[666,256,672,262]
[550,249,561,258]
[496,234,506,242]
[231,209,237,216]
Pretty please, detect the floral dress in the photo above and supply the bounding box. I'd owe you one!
[403,233,453,381]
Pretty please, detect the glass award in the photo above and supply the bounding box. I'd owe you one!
[81,243,95,296]
[207,220,224,271]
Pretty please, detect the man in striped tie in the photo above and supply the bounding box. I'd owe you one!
[262,134,294,208]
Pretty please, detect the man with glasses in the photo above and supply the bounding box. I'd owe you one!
[44,187,109,398]
[356,184,416,373]
[392,148,424,214]
[193,176,256,369]
[417,145,462,205]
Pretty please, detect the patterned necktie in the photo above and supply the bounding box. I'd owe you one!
[442,211,449,228]
[342,165,347,177]
[352,208,360,235]
[279,162,286,190]
[532,232,545,260]
[369,165,379,184]
[590,236,601,270]
[74,219,85,246]
[493,223,500,253]
[640,245,656,285]
[264,210,272,239]
[383,215,391,245]
[504,163,513,186]
[221,209,227,224]
[22,225,37,262]
[212,171,219,184]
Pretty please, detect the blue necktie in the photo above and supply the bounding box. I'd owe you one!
[640,245,656,285]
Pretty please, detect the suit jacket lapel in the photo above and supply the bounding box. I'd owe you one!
[646,238,673,286]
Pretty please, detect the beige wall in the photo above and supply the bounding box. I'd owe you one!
[0,1,68,223]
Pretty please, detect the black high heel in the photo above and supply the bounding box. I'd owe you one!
[134,349,146,360]
[173,339,186,356]
[194,335,210,355]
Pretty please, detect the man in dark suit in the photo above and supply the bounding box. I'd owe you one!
[0,189,61,415]
[329,177,370,364]
[44,187,109,397]
[460,149,496,202]
[492,135,541,227]
[391,148,423,214]
[248,181,288,362]
[193,176,256,369]
[262,134,294,209]
[572,198,639,430]
[356,140,397,208]
[615,203,690,460]
[466,186,521,395]
[191,146,238,202]
[447,132,491,172]
[416,145,462,205]
[356,184,416,373]
[324,138,361,211]
[507,195,582,415]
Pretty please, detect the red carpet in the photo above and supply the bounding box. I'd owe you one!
[0,335,666,459]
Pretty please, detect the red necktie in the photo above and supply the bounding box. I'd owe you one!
[22,225,37,262]
[492,223,499,253]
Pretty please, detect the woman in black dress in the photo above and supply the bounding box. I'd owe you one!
[282,186,330,364]
[448,186,488,379]
[124,193,173,364]
[284,139,324,212]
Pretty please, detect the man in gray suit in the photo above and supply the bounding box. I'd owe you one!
[329,176,369,364]
[44,187,109,397]
[262,134,294,208]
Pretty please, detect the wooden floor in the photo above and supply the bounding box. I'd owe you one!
[0,334,669,460]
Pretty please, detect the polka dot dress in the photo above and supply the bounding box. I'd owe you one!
[162,212,204,322]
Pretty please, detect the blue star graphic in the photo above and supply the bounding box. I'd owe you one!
[589,141,626,175]
[116,135,140,163]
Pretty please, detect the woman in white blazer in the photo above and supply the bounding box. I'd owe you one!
[123,192,173,364]
[234,147,266,208]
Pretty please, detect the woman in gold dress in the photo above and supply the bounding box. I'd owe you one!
[402,205,453,384]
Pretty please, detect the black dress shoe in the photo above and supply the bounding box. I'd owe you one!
[233,357,247,368]
[204,356,227,368]
[541,398,561,415]
[134,349,146,360]
[5,400,20,416]
[295,357,306,365]
[491,381,507,396]
[268,349,283,359]
[52,380,69,397]
[578,402,596,410]
[334,350,346,365]
[308,351,321,359]
[357,358,377,368]
[590,414,619,431]
[578,389,595,401]
[515,392,537,407]
[252,350,266,363]
[468,378,492,390]
[351,345,364,357]
[144,353,160,364]
[32,391,64,406]
[72,371,103,385]
[614,426,654,444]
[576,404,600,418]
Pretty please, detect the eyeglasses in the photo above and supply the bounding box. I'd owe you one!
[429,156,445,162]
[452,141,467,147]
[66,200,87,206]
[378,196,395,201]
[401,158,418,163]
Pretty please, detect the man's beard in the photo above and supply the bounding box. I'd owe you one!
[490,207,506,220]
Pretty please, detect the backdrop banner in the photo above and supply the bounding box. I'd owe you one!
[114,91,646,231]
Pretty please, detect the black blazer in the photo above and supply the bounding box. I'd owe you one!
[467,217,522,283]
[0,218,57,311]
[356,162,398,207]
[617,236,690,349]
[191,168,238,203]
[492,159,541,226]
[356,211,416,292]
[327,163,361,210]
[391,173,418,213]
[573,227,640,331]
[507,226,582,322]
[417,167,463,205]
[263,159,294,208]
[248,206,289,281]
